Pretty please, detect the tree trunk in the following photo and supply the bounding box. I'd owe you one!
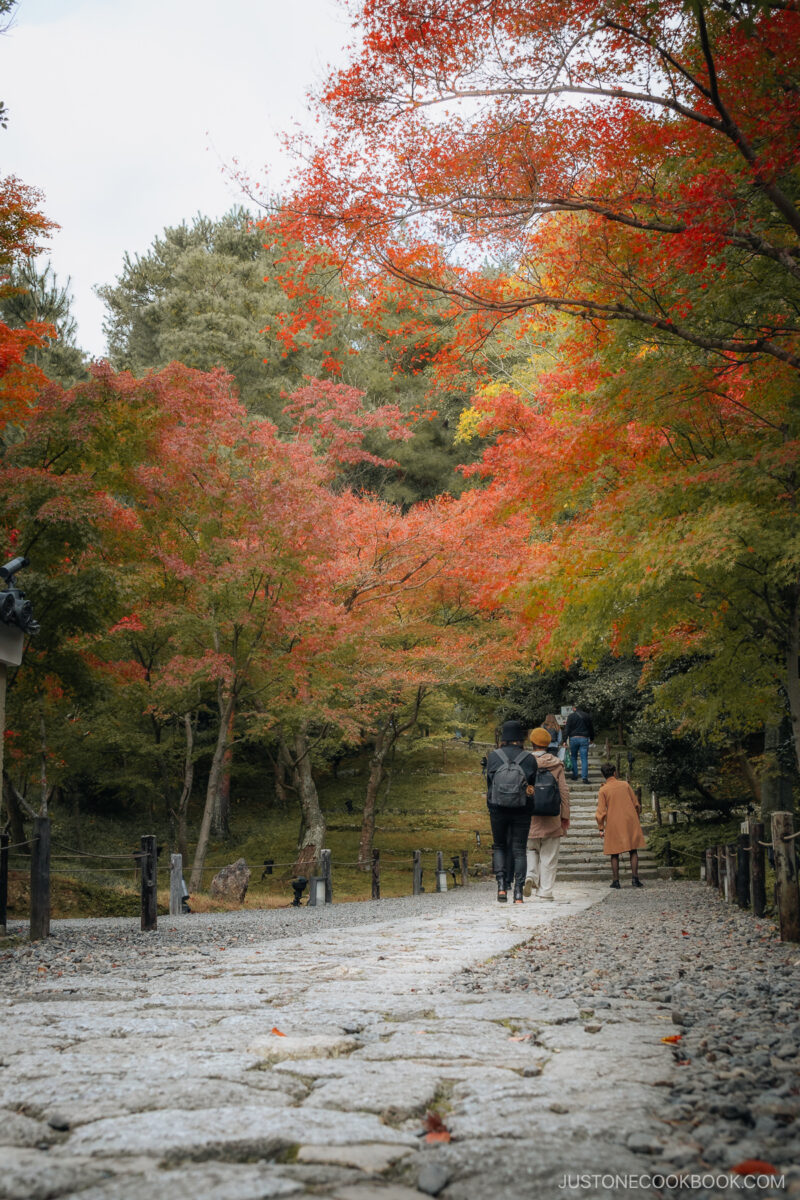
[786,587,800,778]
[211,691,234,838]
[174,712,195,868]
[760,723,784,823]
[71,789,83,852]
[274,739,294,807]
[2,773,27,849]
[290,728,326,877]
[358,726,391,869]
[357,689,426,869]
[189,690,235,892]
[735,745,761,807]
[39,709,48,818]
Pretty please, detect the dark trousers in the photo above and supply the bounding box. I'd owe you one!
[489,807,530,889]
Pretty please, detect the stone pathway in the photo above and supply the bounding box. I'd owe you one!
[2,881,793,1200]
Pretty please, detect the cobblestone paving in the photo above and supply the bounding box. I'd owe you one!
[2,881,795,1199]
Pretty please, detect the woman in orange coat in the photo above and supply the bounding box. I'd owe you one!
[595,763,647,889]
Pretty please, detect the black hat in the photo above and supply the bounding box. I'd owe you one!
[500,719,527,743]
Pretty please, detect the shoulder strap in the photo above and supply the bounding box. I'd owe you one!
[494,747,510,764]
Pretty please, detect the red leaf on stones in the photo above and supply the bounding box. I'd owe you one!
[661,1035,682,1043]
[731,1161,777,1177]
[271,1026,287,1036]
[424,1112,452,1143]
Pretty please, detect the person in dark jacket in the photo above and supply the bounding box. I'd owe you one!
[485,719,537,904]
[564,707,594,784]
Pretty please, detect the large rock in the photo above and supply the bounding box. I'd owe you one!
[210,858,250,904]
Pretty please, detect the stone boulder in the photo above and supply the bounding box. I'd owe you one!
[210,858,250,904]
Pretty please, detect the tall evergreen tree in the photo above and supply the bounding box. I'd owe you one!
[1,259,86,384]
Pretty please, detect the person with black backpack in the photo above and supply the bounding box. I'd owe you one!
[523,727,571,900]
[485,719,539,904]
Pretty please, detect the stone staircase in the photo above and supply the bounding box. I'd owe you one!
[557,749,662,882]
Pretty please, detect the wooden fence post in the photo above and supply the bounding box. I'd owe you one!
[29,817,51,941]
[725,843,737,902]
[736,833,750,909]
[0,832,8,934]
[140,834,157,932]
[716,845,726,899]
[320,848,332,904]
[705,848,713,886]
[371,848,380,900]
[749,819,766,918]
[169,853,183,917]
[708,846,718,889]
[460,849,468,887]
[436,850,446,892]
[412,850,422,895]
[771,811,800,943]
[653,793,663,827]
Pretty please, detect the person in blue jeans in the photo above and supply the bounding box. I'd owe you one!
[564,707,594,783]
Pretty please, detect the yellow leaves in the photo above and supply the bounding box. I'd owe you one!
[454,406,483,443]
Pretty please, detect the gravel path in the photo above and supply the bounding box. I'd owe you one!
[1,880,798,1200]
[456,880,800,1196]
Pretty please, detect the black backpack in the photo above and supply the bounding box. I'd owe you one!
[489,747,531,808]
[532,765,561,816]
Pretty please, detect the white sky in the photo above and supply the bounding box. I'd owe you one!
[0,0,349,357]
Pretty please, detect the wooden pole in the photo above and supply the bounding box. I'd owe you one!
[0,663,6,808]
[749,819,766,918]
[716,844,726,899]
[725,843,737,902]
[140,834,157,932]
[771,811,800,943]
[708,846,718,889]
[460,849,468,887]
[169,853,183,917]
[436,850,445,892]
[736,833,750,909]
[371,848,380,900]
[0,832,8,934]
[29,816,50,941]
[705,848,713,886]
[320,847,332,904]
[412,850,422,895]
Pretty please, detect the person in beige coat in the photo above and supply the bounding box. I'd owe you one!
[595,762,647,889]
[523,727,570,900]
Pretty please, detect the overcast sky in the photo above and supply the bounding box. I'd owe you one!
[0,0,348,357]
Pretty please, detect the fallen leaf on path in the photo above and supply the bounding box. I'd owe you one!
[423,1111,452,1143]
[271,1026,286,1037]
[661,1035,682,1044]
[731,1161,776,1177]
[509,1033,532,1042]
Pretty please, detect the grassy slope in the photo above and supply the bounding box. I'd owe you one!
[7,739,493,918]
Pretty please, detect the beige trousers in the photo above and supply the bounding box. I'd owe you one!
[526,836,561,899]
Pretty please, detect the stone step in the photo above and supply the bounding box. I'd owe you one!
[560,845,658,855]
[559,864,659,872]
